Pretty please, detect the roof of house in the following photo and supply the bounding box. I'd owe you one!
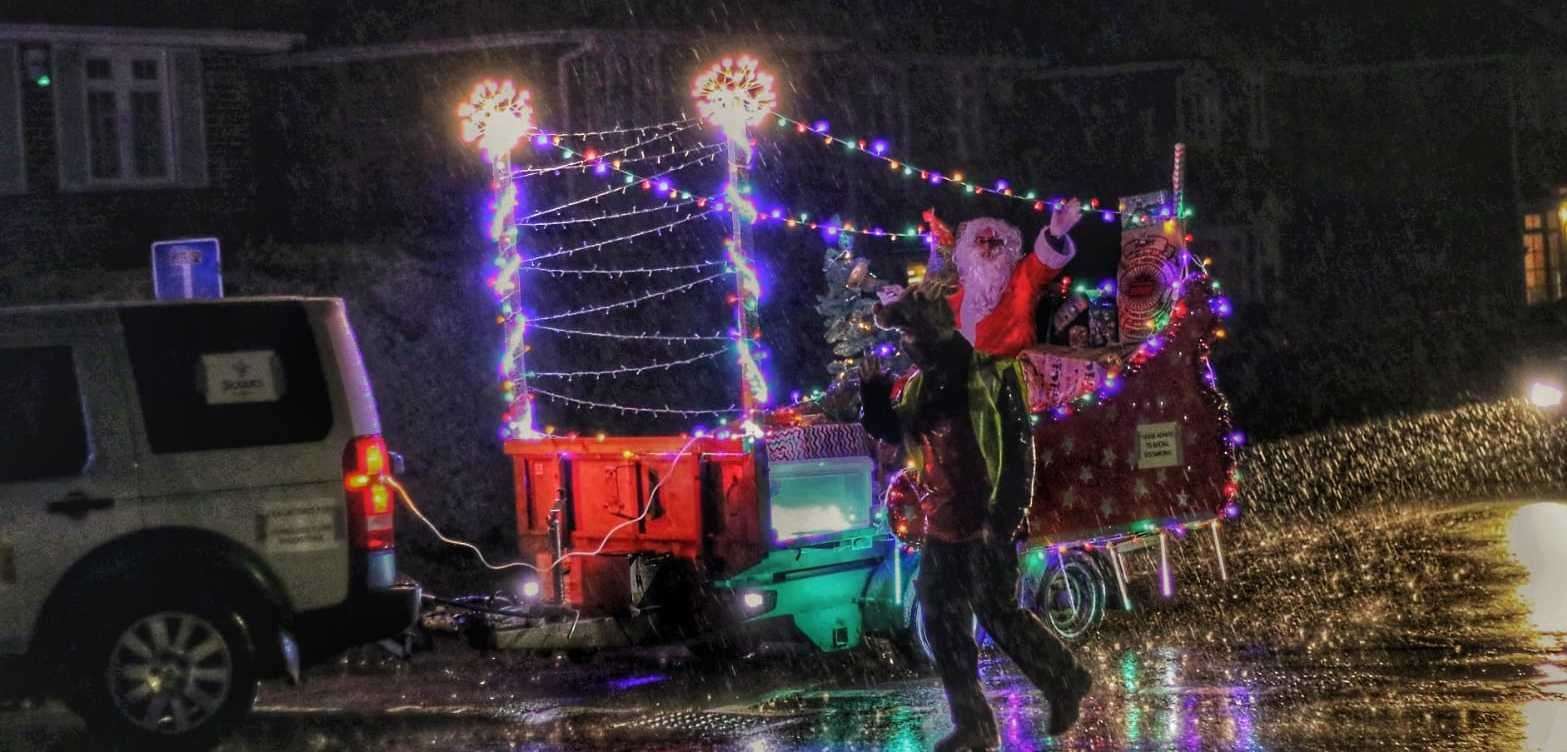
[0,23,303,53]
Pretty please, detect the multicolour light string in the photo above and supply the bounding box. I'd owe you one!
[767,112,1198,224]
[514,129,714,177]
[531,125,929,245]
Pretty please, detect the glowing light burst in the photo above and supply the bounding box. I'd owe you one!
[692,55,777,139]
[458,80,534,156]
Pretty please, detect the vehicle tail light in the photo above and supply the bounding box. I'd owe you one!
[344,435,395,551]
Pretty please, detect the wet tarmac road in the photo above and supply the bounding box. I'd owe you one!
[4,499,1565,751]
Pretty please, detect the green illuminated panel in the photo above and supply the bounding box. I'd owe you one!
[768,457,874,542]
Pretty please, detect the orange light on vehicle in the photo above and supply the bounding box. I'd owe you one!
[363,443,385,475]
[370,484,391,514]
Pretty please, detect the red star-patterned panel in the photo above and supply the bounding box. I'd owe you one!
[1023,282,1235,543]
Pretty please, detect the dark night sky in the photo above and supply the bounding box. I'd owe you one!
[5,0,1564,63]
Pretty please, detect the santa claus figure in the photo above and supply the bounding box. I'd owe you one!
[933,199,1083,358]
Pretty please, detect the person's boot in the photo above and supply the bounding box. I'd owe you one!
[1046,665,1093,736]
[933,722,999,752]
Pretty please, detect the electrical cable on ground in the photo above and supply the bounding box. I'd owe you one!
[386,436,700,574]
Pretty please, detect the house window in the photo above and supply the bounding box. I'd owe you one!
[1524,230,1548,304]
[0,346,89,482]
[81,48,173,185]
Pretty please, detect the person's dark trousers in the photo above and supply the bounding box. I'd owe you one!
[918,537,1084,733]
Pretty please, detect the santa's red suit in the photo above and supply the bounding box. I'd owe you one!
[946,226,1076,358]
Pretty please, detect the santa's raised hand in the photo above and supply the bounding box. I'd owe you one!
[1049,198,1084,239]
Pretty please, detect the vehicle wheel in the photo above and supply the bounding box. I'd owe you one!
[1033,551,1107,641]
[72,601,258,751]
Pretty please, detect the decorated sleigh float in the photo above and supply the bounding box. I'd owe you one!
[487,191,1238,656]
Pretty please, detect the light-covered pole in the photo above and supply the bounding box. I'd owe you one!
[459,79,537,438]
[694,55,775,425]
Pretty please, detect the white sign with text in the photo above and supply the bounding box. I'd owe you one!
[201,350,283,405]
[1136,421,1182,469]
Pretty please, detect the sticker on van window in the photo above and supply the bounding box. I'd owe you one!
[257,499,341,553]
[201,350,286,405]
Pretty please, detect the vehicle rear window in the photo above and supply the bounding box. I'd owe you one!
[0,346,89,481]
[121,302,334,453]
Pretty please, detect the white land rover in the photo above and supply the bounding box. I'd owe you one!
[0,297,419,750]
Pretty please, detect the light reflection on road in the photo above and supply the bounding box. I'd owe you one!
[3,500,1567,751]
[1507,502,1567,636]
[1508,502,1567,752]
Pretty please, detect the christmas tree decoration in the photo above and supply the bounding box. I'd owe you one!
[815,225,908,397]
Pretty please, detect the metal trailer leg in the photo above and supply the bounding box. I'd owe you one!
[1158,531,1174,599]
[893,543,903,606]
[1210,521,1229,582]
[1108,542,1134,612]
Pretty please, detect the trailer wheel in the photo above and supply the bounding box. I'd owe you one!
[1034,550,1106,641]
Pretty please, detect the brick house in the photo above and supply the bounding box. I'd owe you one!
[0,25,300,268]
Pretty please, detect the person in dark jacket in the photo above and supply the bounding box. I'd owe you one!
[860,281,1092,751]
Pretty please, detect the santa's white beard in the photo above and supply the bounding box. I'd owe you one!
[955,248,1016,342]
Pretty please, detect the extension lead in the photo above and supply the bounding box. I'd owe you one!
[386,436,700,574]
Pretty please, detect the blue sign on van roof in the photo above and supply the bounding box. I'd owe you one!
[151,237,222,300]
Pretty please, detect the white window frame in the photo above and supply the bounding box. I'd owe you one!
[79,45,176,187]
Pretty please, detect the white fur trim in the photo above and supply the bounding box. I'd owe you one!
[1033,228,1076,269]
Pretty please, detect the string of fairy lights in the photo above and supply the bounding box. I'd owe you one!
[459,58,1235,460]
[520,121,933,246]
[523,258,728,276]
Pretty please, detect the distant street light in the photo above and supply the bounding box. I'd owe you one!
[1528,381,1564,409]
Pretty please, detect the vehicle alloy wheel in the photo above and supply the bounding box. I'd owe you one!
[75,599,258,751]
[107,611,235,734]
